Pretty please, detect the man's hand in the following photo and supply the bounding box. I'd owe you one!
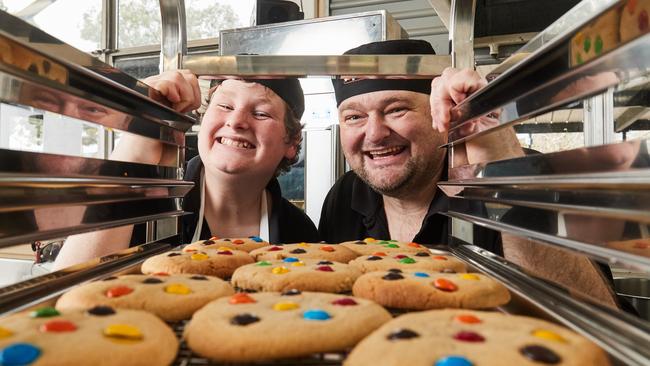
[144,69,201,113]
[430,67,487,133]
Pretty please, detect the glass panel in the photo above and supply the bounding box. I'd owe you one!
[185,0,253,40]
[2,0,102,52]
[113,55,160,80]
[118,0,161,48]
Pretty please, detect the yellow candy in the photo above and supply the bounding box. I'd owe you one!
[165,284,192,295]
[297,242,310,247]
[217,247,232,251]
[0,326,13,338]
[191,253,209,261]
[533,329,567,343]
[272,266,290,274]
[460,274,480,281]
[364,237,376,243]
[104,324,143,342]
[291,261,305,267]
[273,301,300,311]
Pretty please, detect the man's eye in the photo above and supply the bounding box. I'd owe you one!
[253,111,271,119]
[388,107,406,115]
[344,115,362,123]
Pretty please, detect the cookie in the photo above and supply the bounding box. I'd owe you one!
[184,236,269,253]
[348,251,467,273]
[606,238,650,257]
[250,242,359,263]
[0,306,177,366]
[570,6,620,66]
[340,238,433,256]
[345,309,611,366]
[620,0,650,43]
[352,269,510,310]
[56,273,234,322]
[184,291,391,362]
[141,248,254,279]
[231,258,362,293]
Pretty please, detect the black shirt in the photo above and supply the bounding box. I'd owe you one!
[180,156,320,244]
[318,169,502,255]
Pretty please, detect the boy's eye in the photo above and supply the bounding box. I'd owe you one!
[217,104,233,110]
[254,111,271,118]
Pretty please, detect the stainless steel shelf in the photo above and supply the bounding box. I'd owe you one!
[451,244,650,366]
[446,1,650,145]
[182,54,451,78]
[0,10,196,139]
[0,240,174,315]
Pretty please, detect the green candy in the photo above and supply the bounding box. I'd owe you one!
[256,261,272,266]
[388,240,398,243]
[399,258,416,264]
[385,244,400,248]
[575,53,583,65]
[31,307,60,318]
[583,37,591,53]
[378,240,390,244]
[594,35,603,54]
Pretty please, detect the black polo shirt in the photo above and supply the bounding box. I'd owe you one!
[318,169,502,255]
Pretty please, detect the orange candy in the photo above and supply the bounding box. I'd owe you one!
[320,246,335,252]
[184,248,197,252]
[233,239,245,244]
[40,320,77,333]
[153,272,169,276]
[372,252,387,256]
[209,236,219,240]
[106,286,134,298]
[229,293,257,304]
[407,242,421,248]
[456,314,482,324]
[434,278,458,292]
[432,255,448,261]
[634,241,649,249]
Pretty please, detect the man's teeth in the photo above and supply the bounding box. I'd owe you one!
[368,146,403,158]
[219,137,253,149]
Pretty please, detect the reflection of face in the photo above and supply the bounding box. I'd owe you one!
[338,90,447,196]
[198,80,295,179]
[549,140,641,173]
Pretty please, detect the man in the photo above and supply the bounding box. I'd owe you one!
[318,39,624,309]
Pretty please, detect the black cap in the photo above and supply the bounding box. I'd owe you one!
[332,39,436,106]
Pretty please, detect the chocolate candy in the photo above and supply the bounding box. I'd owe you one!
[202,240,215,245]
[102,276,118,281]
[290,248,307,254]
[332,298,358,306]
[104,324,143,342]
[382,272,404,280]
[267,246,283,251]
[230,314,260,326]
[0,343,41,365]
[30,307,59,318]
[283,257,300,263]
[415,252,430,257]
[281,289,301,296]
[256,261,272,266]
[520,345,561,364]
[229,293,256,304]
[455,314,481,324]
[354,241,367,244]
[106,286,134,298]
[249,236,263,242]
[40,320,77,333]
[217,250,233,255]
[366,256,383,261]
[273,301,300,311]
[434,356,473,366]
[190,275,208,281]
[387,268,403,273]
[165,284,192,295]
[453,331,485,342]
[639,10,649,31]
[399,258,416,264]
[272,266,290,274]
[434,278,458,292]
[87,306,116,316]
[142,278,163,284]
[413,272,430,278]
[316,265,334,272]
[167,252,181,257]
[317,261,333,265]
[303,309,331,321]
[386,328,419,340]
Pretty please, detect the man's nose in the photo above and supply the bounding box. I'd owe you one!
[365,114,390,143]
[225,109,250,130]
[61,102,81,119]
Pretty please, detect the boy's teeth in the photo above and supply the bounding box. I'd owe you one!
[220,137,252,149]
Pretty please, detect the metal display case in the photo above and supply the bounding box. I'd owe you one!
[0,0,649,365]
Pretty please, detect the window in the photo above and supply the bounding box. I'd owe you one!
[185,0,254,40]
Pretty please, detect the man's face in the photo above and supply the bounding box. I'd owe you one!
[338,90,447,196]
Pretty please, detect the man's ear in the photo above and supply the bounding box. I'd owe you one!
[284,144,298,160]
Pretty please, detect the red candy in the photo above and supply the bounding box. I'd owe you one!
[106,286,134,298]
[454,331,485,342]
[628,0,638,14]
[320,246,335,252]
[639,10,648,31]
[268,246,283,251]
[316,265,334,272]
[217,250,233,255]
[233,239,245,244]
[634,241,649,249]
[40,320,77,333]
[332,298,358,306]
[229,293,257,304]
[153,272,169,276]
[432,256,448,261]
[456,314,482,324]
[394,254,409,259]
[434,278,457,292]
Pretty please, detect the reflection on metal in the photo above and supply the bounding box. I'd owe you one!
[182,54,451,78]
[451,244,650,366]
[159,0,186,71]
[447,1,650,145]
[449,0,476,69]
[0,10,196,130]
[443,138,649,182]
[0,240,174,315]
[444,206,650,272]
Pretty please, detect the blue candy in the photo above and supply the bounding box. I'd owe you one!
[249,236,263,242]
[283,257,300,263]
[413,272,430,278]
[303,309,331,321]
[0,343,41,365]
[434,355,473,366]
